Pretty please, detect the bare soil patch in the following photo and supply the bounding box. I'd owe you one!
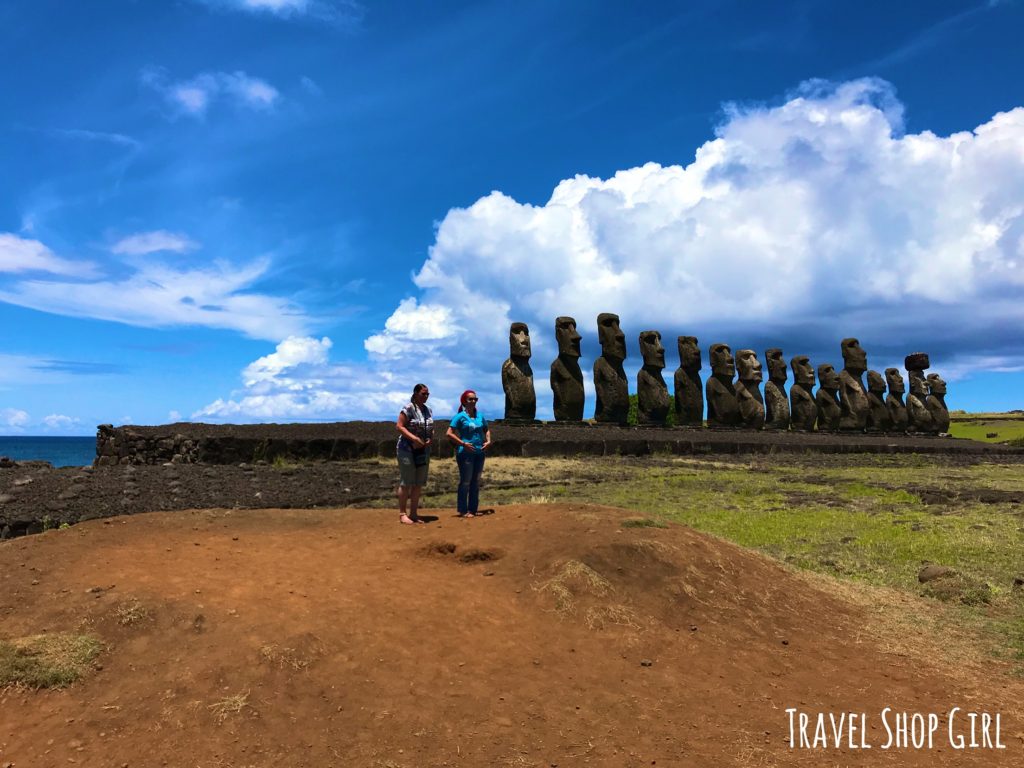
[1,504,1021,766]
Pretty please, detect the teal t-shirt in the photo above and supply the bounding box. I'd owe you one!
[450,411,488,454]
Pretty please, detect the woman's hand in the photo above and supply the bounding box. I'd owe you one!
[410,435,425,449]
[462,442,476,453]
[482,440,492,452]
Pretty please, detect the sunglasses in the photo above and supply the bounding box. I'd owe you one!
[466,397,478,402]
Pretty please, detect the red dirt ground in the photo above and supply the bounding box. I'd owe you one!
[1,504,1021,767]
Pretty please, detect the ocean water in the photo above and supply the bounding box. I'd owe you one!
[0,436,96,467]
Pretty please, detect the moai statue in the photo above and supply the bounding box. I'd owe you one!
[550,316,584,421]
[838,338,870,431]
[734,349,765,429]
[926,373,950,434]
[865,370,892,432]
[501,322,536,421]
[815,363,841,431]
[885,367,909,432]
[636,330,670,425]
[593,313,629,423]
[789,355,816,431]
[905,352,934,433]
[705,343,740,428]
[763,348,789,430]
[673,336,703,427]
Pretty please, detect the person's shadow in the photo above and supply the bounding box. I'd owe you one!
[414,514,440,523]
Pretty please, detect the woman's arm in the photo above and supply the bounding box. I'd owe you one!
[482,427,492,452]
[445,415,473,452]
[396,411,425,448]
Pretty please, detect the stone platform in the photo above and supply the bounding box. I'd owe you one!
[93,421,1019,466]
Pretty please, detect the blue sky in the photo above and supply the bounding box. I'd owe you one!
[2,0,1023,433]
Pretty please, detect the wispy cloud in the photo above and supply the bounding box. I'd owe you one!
[47,127,141,150]
[31,360,127,376]
[194,0,364,25]
[0,233,96,278]
[111,230,200,256]
[142,68,280,118]
[0,250,308,341]
[853,1,1002,73]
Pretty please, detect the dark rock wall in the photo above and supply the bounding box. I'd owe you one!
[93,421,1016,466]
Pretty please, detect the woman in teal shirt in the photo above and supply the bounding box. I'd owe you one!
[445,389,492,518]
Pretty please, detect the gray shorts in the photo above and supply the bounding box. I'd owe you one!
[397,449,429,486]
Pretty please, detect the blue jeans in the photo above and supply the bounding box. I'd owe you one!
[456,449,485,514]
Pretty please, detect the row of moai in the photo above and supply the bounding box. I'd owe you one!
[501,314,950,433]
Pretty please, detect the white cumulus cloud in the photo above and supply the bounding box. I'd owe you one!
[111,230,200,256]
[0,408,30,430]
[197,78,1024,422]
[381,77,1024,371]
[41,413,79,431]
[194,334,469,422]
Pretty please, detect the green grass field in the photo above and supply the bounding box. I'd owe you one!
[949,411,1024,444]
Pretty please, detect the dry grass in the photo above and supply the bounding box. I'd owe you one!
[115,598,151,626]
[792,567,1024,711]
[584,604,641,630]
[208,690,251,722]
[534,559,612,614]
[0,633,102,689]
[259,643,314,670]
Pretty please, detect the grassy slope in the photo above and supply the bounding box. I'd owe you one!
[417,454,1024,669]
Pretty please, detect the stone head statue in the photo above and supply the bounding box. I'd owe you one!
[885,367,905,394]
[597,313,626,362]
[909,371,928,398]
[791,355,814,387]
[867,370,886,394]
[677,336,701,372]
[817,363,840,391]
[765,348,786,384]
[841,338,867,375]
[639,330,665,369]
[709,343,735,378]
[509,322,531,359]
[554,316,581,358]
[927,372,946,396]
[735,349,762,383]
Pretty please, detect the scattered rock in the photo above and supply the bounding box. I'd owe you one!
[640,659,653,667]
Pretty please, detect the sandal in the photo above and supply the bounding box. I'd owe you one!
[458,512,475,518]
[399,514,416,525]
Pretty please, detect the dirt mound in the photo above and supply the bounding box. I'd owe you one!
[0,504,1020,766]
